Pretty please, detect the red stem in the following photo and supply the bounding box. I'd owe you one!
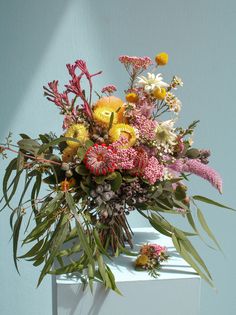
[0,145,61,166]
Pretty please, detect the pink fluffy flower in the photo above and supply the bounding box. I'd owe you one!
[132,112,157,141]
[169,158,223,193]
[119,55,152,70]
[101,84,117,94]
[149,244,167,256]
[143,156,164,184]
[107,138,138,170]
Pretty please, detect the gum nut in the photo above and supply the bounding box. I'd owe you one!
[61,162,70,171]
[104,183,111,191]
[95,196,103,206]
[90,190,97,198]
[101,210,108,218]
[96,185,103,194]
[103,192,112,201]
[65,170,73,177]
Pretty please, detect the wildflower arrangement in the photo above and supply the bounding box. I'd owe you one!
[0,52,233,293]
[135,244,168,277]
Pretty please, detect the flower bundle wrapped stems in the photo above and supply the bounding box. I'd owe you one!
[99,213,134,253]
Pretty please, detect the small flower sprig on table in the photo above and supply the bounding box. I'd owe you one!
[135,244,169,278]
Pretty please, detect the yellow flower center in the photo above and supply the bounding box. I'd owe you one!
[153,87,166,100]
[126,92,139,103]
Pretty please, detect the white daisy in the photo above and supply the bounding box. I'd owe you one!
[137,72,169,93]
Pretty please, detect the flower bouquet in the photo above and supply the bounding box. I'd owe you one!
[0,52,233,293]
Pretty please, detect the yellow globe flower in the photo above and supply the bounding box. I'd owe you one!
[126,92,139,103]
[135,254,149,267]
[62,146,77,162]
[153,87,166,100]
[93,106,119,126]
[109,123,137,148]
[93,96,125,126]
[64,124,89,148]
[155,52,169,66]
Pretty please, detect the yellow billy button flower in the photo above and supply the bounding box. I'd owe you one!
[93,96,125,126]
[135,254,149,267]
[126,92,139,103]
[109,123,137,148]
[64,124,89,148]
[155,52,169,66]
[153,87,166,100]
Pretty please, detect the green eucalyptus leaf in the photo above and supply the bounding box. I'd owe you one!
[77,147,87,160]
[75,164,89,176]
[49,261,84,275]
[13,214,23,274]
[37,216,70,286]
[65,192,94,265]
[110,172,122,191]
[197,207,222,251]
[19,239,44,259]
[192,195,235,211]
[17,139,40,155]
[85,140,94,149]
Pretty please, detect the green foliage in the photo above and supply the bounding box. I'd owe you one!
[0,133,234,295]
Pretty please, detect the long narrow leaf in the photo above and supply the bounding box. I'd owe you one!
[197,207,222,251]
[193,195,235,211]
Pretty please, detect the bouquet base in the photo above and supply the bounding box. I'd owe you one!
[54,227,201,315]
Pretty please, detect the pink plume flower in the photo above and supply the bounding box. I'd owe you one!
[169,158,223,193]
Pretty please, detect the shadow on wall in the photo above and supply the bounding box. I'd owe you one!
[0,0,68,136]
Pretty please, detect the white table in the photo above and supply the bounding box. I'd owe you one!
[54,227,201,315]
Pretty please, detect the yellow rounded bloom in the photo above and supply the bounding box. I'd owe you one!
[155,52,169,66]
[64,124,89,148]
[109,123,137,148]
[153,87,166,100]
[93,106,119,126]
[95,96,124,110]
[135,255,149,267]
[62,146,77,162]
[126,92,139,103]
[93,96,125,126]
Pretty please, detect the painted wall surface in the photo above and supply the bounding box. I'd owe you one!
[0,0,235,314]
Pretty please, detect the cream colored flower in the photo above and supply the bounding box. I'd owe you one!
[137,72,169,93]
[155,120,177,146]
[165,92,182,113]
[171,75,183,89]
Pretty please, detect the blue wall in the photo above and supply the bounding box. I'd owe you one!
[0,0,235,314]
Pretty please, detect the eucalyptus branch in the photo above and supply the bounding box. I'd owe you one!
[0,145,61,166]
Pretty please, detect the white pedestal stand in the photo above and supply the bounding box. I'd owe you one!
[54,227,201,315]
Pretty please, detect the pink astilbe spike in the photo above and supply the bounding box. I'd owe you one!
[169,158,223,193]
